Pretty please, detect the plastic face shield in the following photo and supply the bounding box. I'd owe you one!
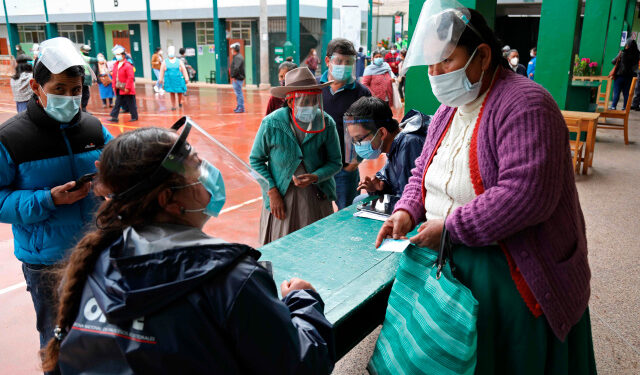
[38,37,95,80]
[287,91,326,133]
[114,117,269,247]
[329,53,357,83]
[401,0,476,75]
[343,117,382,164]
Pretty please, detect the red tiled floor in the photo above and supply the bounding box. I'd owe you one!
[0,78,398,373]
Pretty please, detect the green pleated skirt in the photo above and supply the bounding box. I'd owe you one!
[451,245,597,375]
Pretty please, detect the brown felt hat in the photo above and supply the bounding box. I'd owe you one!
[270,67,333,98]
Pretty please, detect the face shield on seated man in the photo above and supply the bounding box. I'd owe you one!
[343,116,384,162]
[110,117,269,247]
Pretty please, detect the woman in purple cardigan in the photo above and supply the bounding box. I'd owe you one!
[375,6,596,374]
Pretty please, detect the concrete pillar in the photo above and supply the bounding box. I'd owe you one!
[286,0,300,64]
[367,0,372,54]
[43,0,58,39]
[259,0,269,86]
[145,0,158,61]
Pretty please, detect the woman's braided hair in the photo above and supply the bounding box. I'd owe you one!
[41,127,186,371]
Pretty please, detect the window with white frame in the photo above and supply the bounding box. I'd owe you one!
[58,24,85,44]
[228,20,251,46]
[196,21,214,45]
[18,25,45,44]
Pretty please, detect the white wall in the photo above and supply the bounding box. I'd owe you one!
[158,21,183,56]
[0,25,7,38]
[47,0,91,15]
[139,22,152,80]
[3,0,44,17]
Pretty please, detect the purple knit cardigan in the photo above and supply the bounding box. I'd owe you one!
[394,67,590,341]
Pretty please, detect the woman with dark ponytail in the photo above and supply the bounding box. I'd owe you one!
[42,125,335,374]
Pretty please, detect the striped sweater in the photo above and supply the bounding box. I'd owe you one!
[394,67,590,341]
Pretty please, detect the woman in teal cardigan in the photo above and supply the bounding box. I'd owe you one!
[250,68,343,245]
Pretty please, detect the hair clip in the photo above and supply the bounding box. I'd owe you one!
[53,326,65,341]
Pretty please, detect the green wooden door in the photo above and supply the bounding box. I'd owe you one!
[128,24,144,78]
[181,22,199,81]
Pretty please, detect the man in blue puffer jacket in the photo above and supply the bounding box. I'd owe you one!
[0,37,113,362]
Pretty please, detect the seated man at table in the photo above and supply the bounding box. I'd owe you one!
[344,97,429,202]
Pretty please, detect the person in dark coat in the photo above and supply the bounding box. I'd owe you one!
[356,47,367,80]
[344,97,429,202]
[611,39,640,110]
[40,126,335,375]
[507,49,527,77]
[265,61,297,116]
[230,43,246,113]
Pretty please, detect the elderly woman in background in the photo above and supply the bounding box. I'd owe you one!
[375,4,596,373]
[265,61,298,115]
[361,50,396,108]
[10,54,33,112]
[96,53,114,108]
[250,68,342,245]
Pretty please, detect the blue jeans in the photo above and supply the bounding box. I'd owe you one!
[611,75,632,110]
[16,101,28,112]
[153,69,163,89]
[334,167,360,210]
[232,79,245,109]
[22,263,57,350]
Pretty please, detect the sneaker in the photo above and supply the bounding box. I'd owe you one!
[129,118,138,122]
[153,85,159,93]
[179,103,183,108]
[234,107,245,113]
[159,89,165,95]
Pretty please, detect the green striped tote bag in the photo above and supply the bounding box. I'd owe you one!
[369,228,479,375]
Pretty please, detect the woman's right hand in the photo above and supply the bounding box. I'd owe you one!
[375,210,414,248]
[268,188,286,220]
[280,277,316,298]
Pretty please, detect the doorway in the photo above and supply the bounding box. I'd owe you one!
[112,30,131,53]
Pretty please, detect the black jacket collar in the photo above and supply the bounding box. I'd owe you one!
[26,94,82,129]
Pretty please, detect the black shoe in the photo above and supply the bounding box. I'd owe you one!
[107,118,118,123]
[631,106,640,111]
[129,118,138,122]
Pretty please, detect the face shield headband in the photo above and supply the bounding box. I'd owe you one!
[109,117,193,200]
[286,90,326,134]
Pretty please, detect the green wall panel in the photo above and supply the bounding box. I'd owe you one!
[128,24,144,78]
[245,45,254,85]
[535,0,581,109]
[459,0,496,28]
[196,44,216,83]
[104,23,128,60]
[603,0,628,77]
[181,22,199,81]
[578,0,611,67]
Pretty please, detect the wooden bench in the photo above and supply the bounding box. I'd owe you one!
[259,203,407,360]
[561,110,600,175]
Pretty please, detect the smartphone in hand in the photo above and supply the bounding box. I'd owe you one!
[68,173,96,192]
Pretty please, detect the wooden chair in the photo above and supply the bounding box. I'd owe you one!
[565,117,585,173]
[597,77,637,144]
[596,77,612,112]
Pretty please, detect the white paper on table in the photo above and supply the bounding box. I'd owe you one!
[353,210,388,222]
[377,239,411,253]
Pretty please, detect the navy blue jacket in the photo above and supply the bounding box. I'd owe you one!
[0,96,113,265]
[318,71,371,166]
[374,110,430,197]
[58,224,335,375]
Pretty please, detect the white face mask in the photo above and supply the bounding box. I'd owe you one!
[510,57,519,66]
[295,105,318,123]
[530,52,535,58]
[428,48,484,108]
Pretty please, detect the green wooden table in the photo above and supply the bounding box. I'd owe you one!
[258,204,407,360]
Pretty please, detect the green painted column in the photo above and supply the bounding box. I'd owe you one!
[322,0,333,71]
[624,0,636,32]
[89,0,106,55]
[535,0,581,110]
[2,0,18,56]
[367,0,372,54]
[145,0,158,62]
[578,0,611,67]
[43,0,58,39]
[459,0,496,28]
[286,0,300,64]
[212,0,228,84]
[603,0,629,76]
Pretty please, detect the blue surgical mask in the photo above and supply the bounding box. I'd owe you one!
[353,131,382,159]
[428,48,483,108]
[373,57,384,66]
[115,54,123,61]
[179,161,226,217]
[168,53,175,58]
[295,105,317,123]
[40,89,81,123]
[331,64,353,81]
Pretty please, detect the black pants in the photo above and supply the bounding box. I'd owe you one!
[632,72,640,108]
[110,94,138,120]
[81,85,90,111]
[398,76,406,100]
